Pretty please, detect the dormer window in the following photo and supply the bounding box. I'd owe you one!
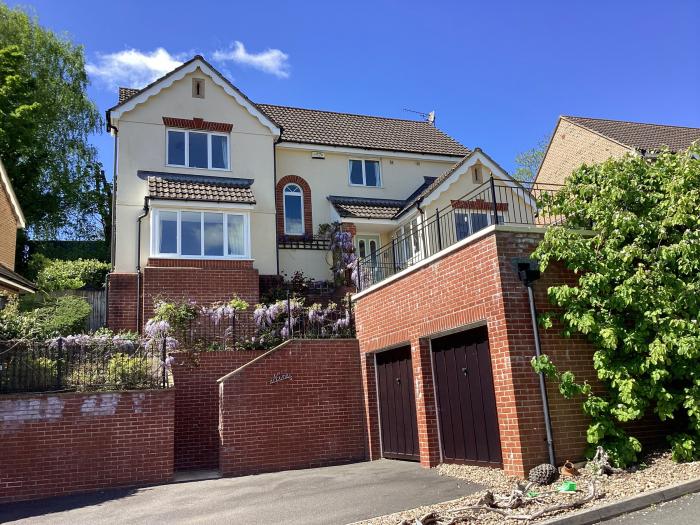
[192,78,205,98]
[167,129,229,170]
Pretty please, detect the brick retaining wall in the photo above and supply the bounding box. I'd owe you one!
[0,389,174,503]
[219,339,366,476]
[170,350,263,470]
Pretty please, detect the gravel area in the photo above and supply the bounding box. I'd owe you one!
[354,452,700,524]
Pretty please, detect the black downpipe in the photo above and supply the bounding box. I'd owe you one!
[136,198,150,333]
[273,138,280,275]
[519,265,556,466]
[105,116,118,328]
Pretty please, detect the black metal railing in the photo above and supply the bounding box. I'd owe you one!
[0,337,170,394]
[356,179,563,290]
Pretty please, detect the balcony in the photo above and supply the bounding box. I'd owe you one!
[356,179,563,291]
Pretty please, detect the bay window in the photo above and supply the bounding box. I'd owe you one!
[167,129,229,170]
[153,209,249,258]
[349,159,381,187]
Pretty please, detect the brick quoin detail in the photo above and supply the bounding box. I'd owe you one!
[171,350,264,471]
[162,116,233,133]
[0,390,174,503]
[354,229,646,476]
[219,339,366,476]
[276,175,313,238]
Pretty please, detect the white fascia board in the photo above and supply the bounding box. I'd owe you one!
[0,158,26,228]
[421,151,537,209]
[276,142,464,162]
[0,276,35,294]
[149,199,255,211]
[109,59,280,137]
[346,217,398,226]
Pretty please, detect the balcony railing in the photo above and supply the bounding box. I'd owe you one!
[356,178,563,291]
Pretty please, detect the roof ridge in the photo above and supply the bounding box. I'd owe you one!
[563,115,700,131]
[258,103,440,125]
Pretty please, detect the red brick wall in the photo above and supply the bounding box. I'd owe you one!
[0,389,174,503]
[275,175,313,238]
[107,272,138,332]
[353,228,599,476]
[170,350,263,470]
[219,339,366,476]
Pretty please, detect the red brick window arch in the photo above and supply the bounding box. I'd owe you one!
[276,175,312,238]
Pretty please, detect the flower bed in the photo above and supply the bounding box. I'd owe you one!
[356,451,700,524]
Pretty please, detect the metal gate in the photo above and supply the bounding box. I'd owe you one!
[432,326,502,467]
[376,346,420,461]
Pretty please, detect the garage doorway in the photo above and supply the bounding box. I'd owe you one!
[432,326,502,467]
[376,346,419,461]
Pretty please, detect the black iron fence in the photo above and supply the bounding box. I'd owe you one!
[0,337,170,394]
[357,179,563,290]
[0,299,354,394]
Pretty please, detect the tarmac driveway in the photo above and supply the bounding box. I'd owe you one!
[0,460,481,525]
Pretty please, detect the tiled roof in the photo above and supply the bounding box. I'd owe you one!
[258,104,470,156]
[563,116,700,153]
[327,196,405,220]
[118,87,140,104]
[146,173,255,204]
[0,263,36,292]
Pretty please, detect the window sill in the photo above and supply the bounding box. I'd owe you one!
[149,255,254,261]
[165,164,232,173]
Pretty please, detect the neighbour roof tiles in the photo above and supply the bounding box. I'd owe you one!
[146,173,256,204]
[563,116,700,153]
[0,263,37,292]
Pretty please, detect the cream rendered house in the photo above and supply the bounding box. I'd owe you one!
[106,55,522,330]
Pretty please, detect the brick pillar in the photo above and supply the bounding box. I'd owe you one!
[107,272,139,332]
[412,337,441,467]
[360,352,381,460]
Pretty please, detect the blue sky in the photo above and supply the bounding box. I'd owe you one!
[9,0,700,177]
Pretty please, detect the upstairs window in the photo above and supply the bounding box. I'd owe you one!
[349,159,381,187]
[154,209,249,259]
[167,130,229,170]
[283,183,304,235]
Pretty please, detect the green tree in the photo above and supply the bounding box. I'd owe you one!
[532,146,700,466]
[513,135,549,183]
[0,3,109,244]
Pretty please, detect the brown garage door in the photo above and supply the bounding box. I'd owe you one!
[376,346,419,461]
[432,326,502,467]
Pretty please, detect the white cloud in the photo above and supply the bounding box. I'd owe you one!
[213,41,290,78]
[86,48,185,89]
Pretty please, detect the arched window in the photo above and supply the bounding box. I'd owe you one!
[283,183,304,235]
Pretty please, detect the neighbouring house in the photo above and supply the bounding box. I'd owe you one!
[0,157,36,298]
[106,54,528,331]
[535,115,700,186]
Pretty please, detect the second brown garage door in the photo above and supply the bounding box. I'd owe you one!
[432,326,502,467]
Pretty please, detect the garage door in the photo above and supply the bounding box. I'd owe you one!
[376,346,419,461]
[432,327,502,467]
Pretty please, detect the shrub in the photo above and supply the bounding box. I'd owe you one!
[107,353,155,389]
[0,355,56,392]
[532,145,700,466]
[33,257,110,292]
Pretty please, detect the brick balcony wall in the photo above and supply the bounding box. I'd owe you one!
[353,228,606,476]
[219,339,366,476]
[0,389,174,503]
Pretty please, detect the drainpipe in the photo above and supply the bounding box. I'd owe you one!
[273,138,280,275]
[518,264,556,466]
[106,113,118,271]
[135,197,150,333]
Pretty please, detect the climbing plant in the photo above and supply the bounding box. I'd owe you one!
[531,145,700,466]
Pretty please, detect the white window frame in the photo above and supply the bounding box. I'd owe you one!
[394,216,423,265]
[282,183,305,235]
[454,208,503,239]
[348,158,382,187]
[150,207,251,259]
[165,128,231,171]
